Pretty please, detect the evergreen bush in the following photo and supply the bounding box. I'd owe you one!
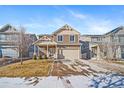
[33,54,37,60]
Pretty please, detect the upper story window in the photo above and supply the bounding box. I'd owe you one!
[0,34,19,42]
[0,34,6,41]
[57,35,63,42]
[91,37,102,42]
[97,38,101,41]
[111,35,118,42]
[111,35,115,42]
[91,37,97,42]
[119,36,124,43]
[70,35,75,42]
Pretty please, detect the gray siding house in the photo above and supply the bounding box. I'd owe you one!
[80,26,124,60]
[0,24,37,58]
[0,24,19,58]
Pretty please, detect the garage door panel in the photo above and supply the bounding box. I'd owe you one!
[63,50,79,60]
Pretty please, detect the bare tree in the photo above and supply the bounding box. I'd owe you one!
[97,38,119,61]
[2,26,33,64]
[18,26,33,65]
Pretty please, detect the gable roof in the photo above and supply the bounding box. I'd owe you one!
[52,24,80,35]
[81,26,124,37]
[38,34,52,38]
[0,24,17,32]
[33,36,57,46]
[104,26,124,36]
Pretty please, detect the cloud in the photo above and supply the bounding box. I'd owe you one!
[67,9,87,20]
[50,15,114,35]
[13,16,115,35]
[52,18,69,26]
[7,7,117,35]
[0,25,2,28]
[20,17,70,34]
[82,19,114,35]
[65,7,115,35]
[23,23,44,28]
[87,24,112,35]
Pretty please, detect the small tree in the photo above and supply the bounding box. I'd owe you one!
[97,36,119,61]
[18,26,33,64]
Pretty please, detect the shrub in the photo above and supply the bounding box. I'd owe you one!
[38,55,42,60]
[44,55,48,59]
[33,54,37,60]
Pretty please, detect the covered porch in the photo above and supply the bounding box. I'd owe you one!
[33,36,57,59]
[91,44,101,60]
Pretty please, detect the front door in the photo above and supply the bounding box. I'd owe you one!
[49,48,54,57]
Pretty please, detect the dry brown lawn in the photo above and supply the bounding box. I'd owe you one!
[0,59,52,77]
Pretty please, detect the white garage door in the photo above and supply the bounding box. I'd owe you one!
[63,49,80,60]
[2,48,19,58]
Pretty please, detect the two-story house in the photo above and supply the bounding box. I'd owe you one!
[80,35,102,59]
[102,26,124,60]
[34,24,81,60]
[80,26,124,60]
[0,24,19,58]
[0,24,37,58]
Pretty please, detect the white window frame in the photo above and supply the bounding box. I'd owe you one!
[57,35,63,42]
[70,35,75,43]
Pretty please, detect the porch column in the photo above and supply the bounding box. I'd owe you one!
[33,44,36,55]
[61,48,62,54]
[47,44,48,58]
[118,46,121,59]
[38,46,39,57]
[55,45,57,58]
[97,45,100,60]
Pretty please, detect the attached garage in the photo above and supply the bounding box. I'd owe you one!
[63,49,80,60]
[1,47,19,58]
[57,45,80,60]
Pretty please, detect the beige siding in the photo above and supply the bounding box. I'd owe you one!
[56,30,80,35]
[63,50,80,60]
[80,36,92,42]
[57,45,80,50]
[38,25,81,60]
[39,35,54,40]
[54,34,80,45]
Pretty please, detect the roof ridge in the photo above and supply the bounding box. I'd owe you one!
[104,26,124,35]
[0,24,17,32]
[52,24,80,35]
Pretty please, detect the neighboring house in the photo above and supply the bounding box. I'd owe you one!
[80,26,124,60]
[0,24,19,58]
[79,40,91,59]
[80,35,102,60]
[28,34,38,58]
[34,24,81,60]
[0,24,37,58]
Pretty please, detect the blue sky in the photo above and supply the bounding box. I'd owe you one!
[0,5,124,35]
